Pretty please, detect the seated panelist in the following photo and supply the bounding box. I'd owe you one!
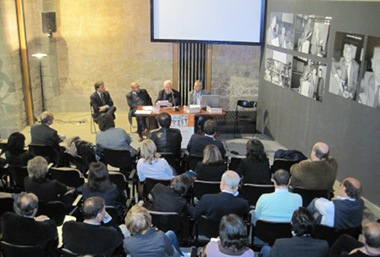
[155,80,181,107]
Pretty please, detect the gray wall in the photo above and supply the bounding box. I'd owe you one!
[258,1,380,205]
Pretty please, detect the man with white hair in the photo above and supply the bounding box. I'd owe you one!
[360,46,380,108]
[186,170,250,221]
[155,80,181,107]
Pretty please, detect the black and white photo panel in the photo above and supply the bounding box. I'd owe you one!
[264,49,293,88]
[266,12,295,50]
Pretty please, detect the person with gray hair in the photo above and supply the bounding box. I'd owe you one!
[1,192,58,256]
[187,170,249,222]
[155,79,181,107]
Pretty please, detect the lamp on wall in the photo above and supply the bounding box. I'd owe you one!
[32,53,47,111]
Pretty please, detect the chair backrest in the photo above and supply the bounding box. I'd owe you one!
[193,180,221,201]
[187,155,204,171]
[311,225,362,247]
[105,206,120,224]
[241,183,275,208]
[271,158,301,173]
[195,215,220,245]
[8,165,28,191]
[291,188,330,207]
[159,153,183,174]
[149,210,182,235]
[62,248,79,257]
[36,201,66,226]
[108,171,128,191]
[228,157,243,171]
[0,240,45,257]
[254,220,292,246]
[102,148,134,173]
[49,167,85,188]
[28,144,57,164]
[0,196,14,217]
[144,178,171,199]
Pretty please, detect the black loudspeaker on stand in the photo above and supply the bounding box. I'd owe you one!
[42,12,56,37]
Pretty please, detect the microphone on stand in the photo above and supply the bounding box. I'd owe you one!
[171,91,179,111]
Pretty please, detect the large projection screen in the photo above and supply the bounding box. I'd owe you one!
[151,0,266,45]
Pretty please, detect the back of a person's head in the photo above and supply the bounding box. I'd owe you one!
[7,132,26,154]
[98,113,115,131]
[82,196,105,220]
[246,139,267,161]
[202,144,223,164]
[273,169,290,186]
[27,156,48,179]
[156,112,171,128]
[125,205,152,234]
[87,161,110,192]
[363,222,380,248]
[343,177,361,199]
[40,111,53,124]
[170,175,191,195]
[141,139,158,162]
[222,170,240,191]
[219,214,249,253]
[14,192,38,217]
[204,120,217,135]
[291,207,315,236]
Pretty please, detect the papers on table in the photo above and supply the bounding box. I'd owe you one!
[135,110,152,115]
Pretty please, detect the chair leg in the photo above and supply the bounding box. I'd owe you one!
[90,117,97,134]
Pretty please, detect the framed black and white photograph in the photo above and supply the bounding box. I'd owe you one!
[264,49,293,88]
[266,12,295,49]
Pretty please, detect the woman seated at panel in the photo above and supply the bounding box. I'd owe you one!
[96,113,137,159]
[77,161,126,215]
[202,214,254,257]
[136,139,174,182]
[123,205,183,257]
[236,139,271,184]
[5,132,35,166]
[194,144,226,181]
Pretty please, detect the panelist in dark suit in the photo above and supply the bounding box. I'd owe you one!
[187,170,250,221]
[187,119,226,157]
[90,81,116,122]
[155,80,181,107]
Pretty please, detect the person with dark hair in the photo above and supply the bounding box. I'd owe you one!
[126,82,152,141]
[63,196,124,257]
[195,144,226,181]
[262,207,328,257]
[90,81,116,122]
[307,177,364,231]
[155,79,181,107]
[96,113,137,158]
[290,141,338,191]
[203,214,254,257]
[252,169,302,225]
[77,161,126,214]
[187,119,226,157]
[4,132,35,166]
[148,112,182,156]
[1,192,59,257]
[236,139,271,184]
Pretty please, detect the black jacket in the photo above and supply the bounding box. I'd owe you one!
[148,127,182,156]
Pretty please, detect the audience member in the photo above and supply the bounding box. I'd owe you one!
[123,205,182,257]
[253,169,302,224]
[77,161,126,215]
[187,170,249,222]
[148,112,182,156]
[329,221,380,257]
[202,214,254,257]
[126,82,152,141]
[90,81,116,122]
[96,113,137,158]
[188,80,210,132]
[136,139,174,182]
[307,177,364,231]
[236,139,271,184]
[4,132,35,166]
[63,196,124,257]
[1,192,58,257]
[155,79,181,107]
[262,207,328,257]
[290,141,338,191]
[187,119,226,157]
[194,144,226,181]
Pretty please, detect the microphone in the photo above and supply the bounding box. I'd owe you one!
[171,91,179,111]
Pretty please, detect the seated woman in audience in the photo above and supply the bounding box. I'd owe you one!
[236,139,271,184]
[96,113,137,158]
[77,161,126,214]
[202,214,254,257]
[123,205,183,257]
[194,144,226,181]
[5,132,35,166]
[136,139,174,182]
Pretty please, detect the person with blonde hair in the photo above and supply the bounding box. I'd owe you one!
[123,205,182,256]
[194,144,226,181]
[136,139,174,182]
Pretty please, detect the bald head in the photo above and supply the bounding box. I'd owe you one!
[221,170,241,192]
[363,222,380,248]
[340,177,362,199]
[40,111,54,125]
[311,142,330,161]
[14,192,38,217]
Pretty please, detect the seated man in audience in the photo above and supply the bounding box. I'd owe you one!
[187,119,226,157]
[261,207,328,257]
[126,82,152,141]
[90,81,117,122]
[155,79,181,107]
[329,221,380,257]
[307,177,364,231]
[63,196,124,257]
[187,170,250,222]
[290,141,338,191]
[1,192,58,257]
[252,169,302,225]
[148,112,182,156]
